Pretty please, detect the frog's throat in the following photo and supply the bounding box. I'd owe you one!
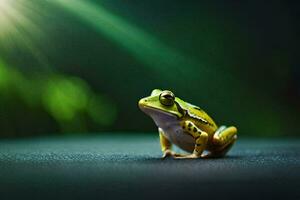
[140,105,181,128]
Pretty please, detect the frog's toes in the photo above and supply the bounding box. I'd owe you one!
[174,153,201,159]
[161,150,174,159]
[162,150,184,159]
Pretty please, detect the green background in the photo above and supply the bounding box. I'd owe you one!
[0,0,299,137]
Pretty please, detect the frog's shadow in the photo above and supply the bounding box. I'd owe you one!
[138,155,242,163]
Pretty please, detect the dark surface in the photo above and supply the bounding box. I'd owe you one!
[0,134,300,200]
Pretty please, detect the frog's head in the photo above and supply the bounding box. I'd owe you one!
[138,89,185,123]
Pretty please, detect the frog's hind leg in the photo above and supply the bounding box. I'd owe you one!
[207,125,237,158]
[174,121,209,159]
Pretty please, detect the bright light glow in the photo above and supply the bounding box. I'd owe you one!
[0,0,49,68]
[0,0,16,39]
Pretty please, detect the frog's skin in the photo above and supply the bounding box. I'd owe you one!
[138,89,237,159]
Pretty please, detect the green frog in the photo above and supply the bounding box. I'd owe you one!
[138,89,237,159]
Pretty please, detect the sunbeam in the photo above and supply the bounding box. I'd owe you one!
[52,0,209,83]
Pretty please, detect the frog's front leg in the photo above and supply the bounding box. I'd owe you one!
[175,121,209,159]
[159,128,183,159]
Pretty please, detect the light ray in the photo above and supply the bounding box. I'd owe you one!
[52,0,208,83]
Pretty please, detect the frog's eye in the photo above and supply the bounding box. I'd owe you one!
[159,91,175,106]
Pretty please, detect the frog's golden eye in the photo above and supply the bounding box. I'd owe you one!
[159,91,175,106]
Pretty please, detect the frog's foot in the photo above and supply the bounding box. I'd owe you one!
[161,149,184,159]
[203,138,236,158]
[213,125,237,146]
[210,125,237,157]
[173,153,201,159]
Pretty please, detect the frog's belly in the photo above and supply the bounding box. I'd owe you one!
[162,125,195,153]
[141,107,195,152]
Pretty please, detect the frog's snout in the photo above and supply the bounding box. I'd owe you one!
[138,98,148,108]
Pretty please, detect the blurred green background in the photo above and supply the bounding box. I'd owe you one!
[0,0,299,137]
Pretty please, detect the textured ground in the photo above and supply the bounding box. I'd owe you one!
[0,134,299,200]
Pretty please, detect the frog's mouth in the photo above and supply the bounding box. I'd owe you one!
[138,99,183,119]
[139,104,176,117]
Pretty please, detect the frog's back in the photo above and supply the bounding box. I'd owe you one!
[176,98,218,133]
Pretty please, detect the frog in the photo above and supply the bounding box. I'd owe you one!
[138,89,237,159]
